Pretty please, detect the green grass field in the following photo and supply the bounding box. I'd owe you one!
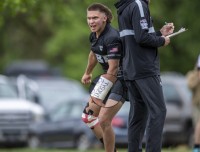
[0,146,191,152]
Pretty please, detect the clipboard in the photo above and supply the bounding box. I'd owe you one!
[166,27,188,38]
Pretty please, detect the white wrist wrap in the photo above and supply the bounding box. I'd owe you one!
[91,76,113,100]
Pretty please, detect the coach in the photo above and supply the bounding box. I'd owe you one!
[115,0,174,152]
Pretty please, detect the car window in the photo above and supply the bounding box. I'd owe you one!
[0,84,18,98]
[70,103,83,117]
[162,83,181,104]
[178,82,192,102]
[50,102,82,121]
[35,81,87,110]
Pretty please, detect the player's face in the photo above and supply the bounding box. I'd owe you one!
[87,10,107,34]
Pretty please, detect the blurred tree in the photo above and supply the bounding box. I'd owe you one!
[150,0,200,73]
[0,0,199,81]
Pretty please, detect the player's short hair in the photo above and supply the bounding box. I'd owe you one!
[87,3,113,23]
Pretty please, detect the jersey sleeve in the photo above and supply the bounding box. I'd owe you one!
[89,33,95,52]
[105,36,122,60]
[131,2,165,47]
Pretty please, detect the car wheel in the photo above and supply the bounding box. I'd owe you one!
[28,135,40,149]
[76,134,91,151]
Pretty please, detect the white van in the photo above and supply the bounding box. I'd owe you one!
[0,75,45,146]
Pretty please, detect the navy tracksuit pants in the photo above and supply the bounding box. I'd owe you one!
[125,76,167,152]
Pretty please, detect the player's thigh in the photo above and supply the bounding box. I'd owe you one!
[99,79,127,121]
[99,100,123,122]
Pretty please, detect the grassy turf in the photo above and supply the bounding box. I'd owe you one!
[0,146,191,152]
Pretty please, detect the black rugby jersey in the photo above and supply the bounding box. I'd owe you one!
[89,24,123,77]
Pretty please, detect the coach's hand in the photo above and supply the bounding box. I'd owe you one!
[160,22,174,36]
[162,36,170,46]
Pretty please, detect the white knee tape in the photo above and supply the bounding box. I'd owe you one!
[91,76,113,100]
[82,113,99,128]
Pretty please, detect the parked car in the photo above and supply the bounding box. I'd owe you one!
[28,98,100,150]
[4,60,61,77]
[160,73,193,147]
[0,74,45,146]
[112,73,193,148]
[12,75,88,112]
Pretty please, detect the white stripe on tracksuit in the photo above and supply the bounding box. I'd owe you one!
[120,27,155,37]
[120,0,155,38]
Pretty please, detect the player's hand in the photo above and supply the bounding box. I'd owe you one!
[160,22,174,36]
[81,74,92,85]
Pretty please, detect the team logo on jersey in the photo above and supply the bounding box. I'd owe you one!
[99,46,103,51]
[160,81,162,87]
[140,19,148,29]
[110,47,118,53]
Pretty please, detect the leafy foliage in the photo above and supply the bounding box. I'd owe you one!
[0,0,199,80]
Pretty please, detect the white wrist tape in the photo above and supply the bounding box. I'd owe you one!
[91,76,113,100]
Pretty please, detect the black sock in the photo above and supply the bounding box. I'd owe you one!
[194,144,200,148]
[99,138,104,144]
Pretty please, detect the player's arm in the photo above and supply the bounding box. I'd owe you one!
[81,51,97,84]
[107,59,119,76]
[103,36,121,82]
[103,59,119,83]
